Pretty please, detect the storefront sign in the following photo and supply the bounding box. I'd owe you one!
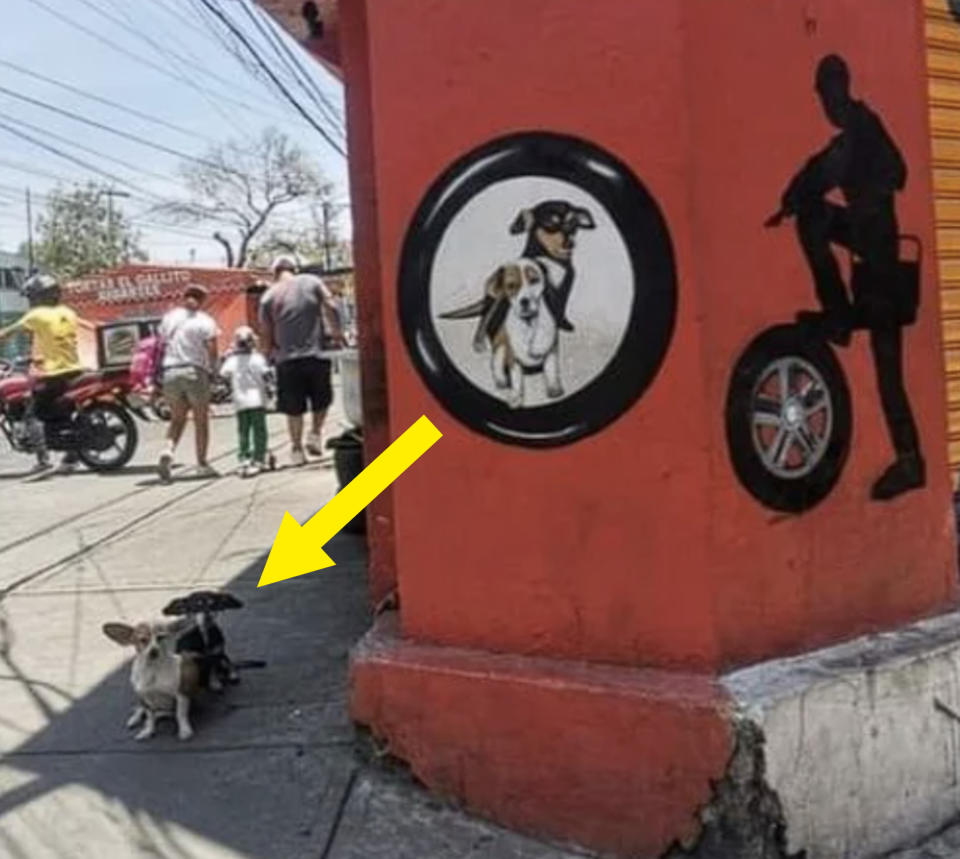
[67,269,192,304]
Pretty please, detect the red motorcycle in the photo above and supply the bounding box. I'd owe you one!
[0,359,143,471]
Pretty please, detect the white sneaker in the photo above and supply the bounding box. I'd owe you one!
[237,459,250,476]
[305,432,323,456]
[196,463,220,479]
[247,462,262,477]
[158,451,174,483]
[290,448,307,467]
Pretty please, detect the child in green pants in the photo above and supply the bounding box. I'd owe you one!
[221,326,270,477]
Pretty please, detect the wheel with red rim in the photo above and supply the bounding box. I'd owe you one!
[726,324,851,513]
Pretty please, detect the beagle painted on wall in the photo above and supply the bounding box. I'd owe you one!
[440,200,595,408]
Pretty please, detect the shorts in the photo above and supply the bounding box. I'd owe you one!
[276,357,332,417]
[163,367,211,408]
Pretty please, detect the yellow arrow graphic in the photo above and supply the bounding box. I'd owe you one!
[258,415,442,587]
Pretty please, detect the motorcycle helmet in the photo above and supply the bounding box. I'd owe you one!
[22,273,61,307]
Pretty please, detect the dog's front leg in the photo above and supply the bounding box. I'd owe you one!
[126,705,146,729]
[491,345,509,389]
[507,364,524,409]
[134,709,156,741]
[175,694,194,741]
[543,349,564,399]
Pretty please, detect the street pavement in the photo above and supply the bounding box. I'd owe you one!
[2,401,957,859]
[0,398,588,859]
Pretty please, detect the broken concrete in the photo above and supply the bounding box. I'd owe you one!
[665,720,801,859]
[722,612,960,859]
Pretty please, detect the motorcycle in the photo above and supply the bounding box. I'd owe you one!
[724,210,921,513]
[0,360,144,471]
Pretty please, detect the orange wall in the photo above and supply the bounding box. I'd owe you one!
[687,0,957,665]
[65,266,261,356]
[341,0,957,671]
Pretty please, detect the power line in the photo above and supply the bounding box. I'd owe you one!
[18,0,308,130]
[183,0,270,83]
[194,0,346,159]
[76,0,263,100]
[239,0,345,140]
[70,0,257,142]
[0,83,240,176]
[0,119,169,203]
[0,157,81,186]
[0,109,180,186]
[0,58,213,144]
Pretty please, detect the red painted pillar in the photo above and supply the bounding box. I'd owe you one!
[328,0,959,853]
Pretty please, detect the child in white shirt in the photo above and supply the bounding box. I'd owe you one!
[220,326,271,477]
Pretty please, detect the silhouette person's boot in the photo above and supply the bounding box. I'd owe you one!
[871,452,925,501]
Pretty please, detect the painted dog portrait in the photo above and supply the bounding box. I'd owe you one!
[439,200,595,408]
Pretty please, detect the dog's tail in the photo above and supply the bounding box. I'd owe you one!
[439,298,487,319]
[232,659,267,670]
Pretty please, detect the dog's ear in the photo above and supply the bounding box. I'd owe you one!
[574,207,596,230]
[102,623,135,647]
[484,265,507,298]
[510,209,534,235]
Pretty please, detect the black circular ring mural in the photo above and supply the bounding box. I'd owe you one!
[398,132,677,447]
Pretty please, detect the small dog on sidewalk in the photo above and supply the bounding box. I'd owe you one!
[104,590,262,741]
[103,619,200,741]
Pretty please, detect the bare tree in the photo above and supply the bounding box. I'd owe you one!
[157,127,332,268]
[248,200,350,270]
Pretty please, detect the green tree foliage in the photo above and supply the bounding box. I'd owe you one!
[33,183,147,279]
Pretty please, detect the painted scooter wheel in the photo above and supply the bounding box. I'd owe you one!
[725,324,851,513]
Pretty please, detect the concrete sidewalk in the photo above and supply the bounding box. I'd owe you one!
[5,412,954,858]
[0,413,588,859]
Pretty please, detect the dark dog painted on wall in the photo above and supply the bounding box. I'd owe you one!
[440,200,595,408]
[511,200,596,332]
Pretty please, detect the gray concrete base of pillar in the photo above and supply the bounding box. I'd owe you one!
[680,611,960,859]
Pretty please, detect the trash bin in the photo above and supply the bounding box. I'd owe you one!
[326,429,366,534]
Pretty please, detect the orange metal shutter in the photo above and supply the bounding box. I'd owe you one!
[927,0,960,472]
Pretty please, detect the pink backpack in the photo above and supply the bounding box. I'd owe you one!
[129,335,163,391]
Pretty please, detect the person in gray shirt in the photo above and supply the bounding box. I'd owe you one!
[259,255,344,466]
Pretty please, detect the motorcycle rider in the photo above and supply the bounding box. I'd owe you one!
[0,274,83,472]
[767,55,922,501]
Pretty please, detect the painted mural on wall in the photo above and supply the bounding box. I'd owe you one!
[399,132,676,446]
[726,55,924,513]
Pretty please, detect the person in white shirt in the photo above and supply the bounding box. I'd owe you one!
[221,326,271,477]
[157,283,220,481]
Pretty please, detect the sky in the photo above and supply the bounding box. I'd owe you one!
[0,0,348,268]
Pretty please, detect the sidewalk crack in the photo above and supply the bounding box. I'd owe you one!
[318,764,360,859]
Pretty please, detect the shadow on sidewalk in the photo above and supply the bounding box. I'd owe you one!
[0,533,372,859]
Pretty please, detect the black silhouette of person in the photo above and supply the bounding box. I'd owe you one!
[768,55,924,501]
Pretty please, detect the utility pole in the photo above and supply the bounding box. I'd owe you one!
[322,201,332,272]
[102,188,131,263]
[25,188,33,273]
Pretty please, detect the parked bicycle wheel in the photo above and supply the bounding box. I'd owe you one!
[725,324,851,513]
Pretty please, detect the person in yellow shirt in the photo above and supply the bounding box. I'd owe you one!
[0,274,83,471]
